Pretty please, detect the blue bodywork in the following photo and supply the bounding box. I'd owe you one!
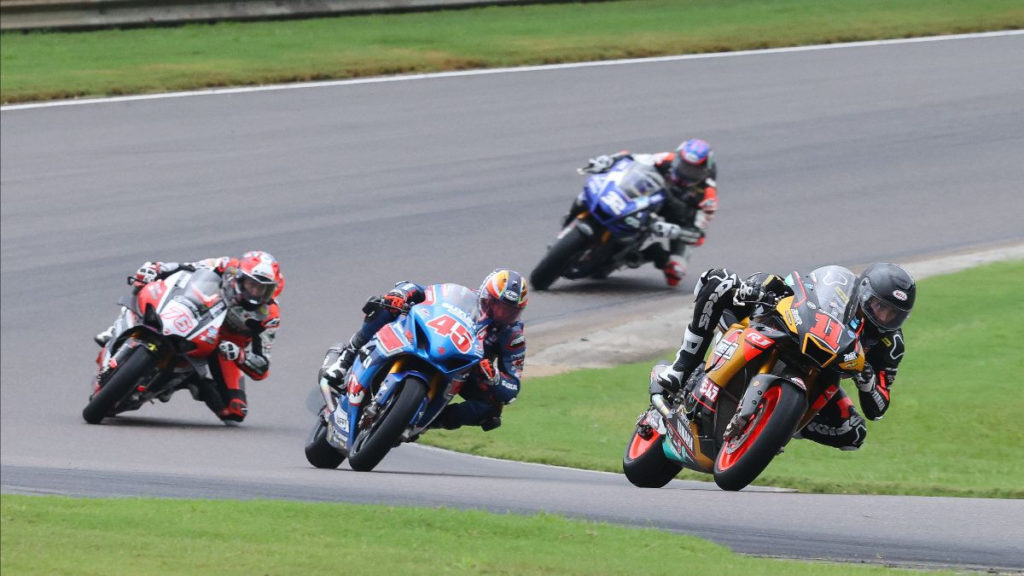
[327,283,484,451]
[581,158,668,236]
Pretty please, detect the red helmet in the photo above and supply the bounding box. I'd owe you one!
[225,251,282,310]
[479,269,528,326]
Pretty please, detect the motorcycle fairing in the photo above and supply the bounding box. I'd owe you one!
[92,268,230,415]
[582,159,667,236]
[130,269,227,359]
[704,325,778,392]
[660,407,715,471]
[330,283,484,451]
[779,267,865,371]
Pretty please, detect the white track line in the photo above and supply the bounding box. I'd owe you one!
[3,30,1021,112]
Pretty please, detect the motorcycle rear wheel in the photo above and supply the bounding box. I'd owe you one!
[530,226,588,290]
[82,345,156,424]
[347,377,427,472]
[304,410,347,469]
[712,381,806,491]
[622,421,683,488]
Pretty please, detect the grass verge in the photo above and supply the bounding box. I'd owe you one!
[425,259,1024,497]
[2,0,1023,103]
[0,495,961,575]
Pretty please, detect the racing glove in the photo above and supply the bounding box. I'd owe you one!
[478,358,500,388]
[676,226,704,244]
[579,155,615,174]
[651,221,704,244]
[218,341,244,363]
[854,364,876,392]
[733,280,764,305]
[655,364,686,394]
[651,221,683,239]
[382,289,409,313]
[133,262,160,285]
[579,151,633,174]
[733,274,789,306]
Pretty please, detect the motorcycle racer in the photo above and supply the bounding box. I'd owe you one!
[93,251,283,422]
[654,263,915,450]
[567,139,718,286]
[319,269,528,432]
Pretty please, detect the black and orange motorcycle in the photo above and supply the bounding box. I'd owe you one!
[623,265,867,491]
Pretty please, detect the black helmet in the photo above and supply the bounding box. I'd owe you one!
[851,263,916,332]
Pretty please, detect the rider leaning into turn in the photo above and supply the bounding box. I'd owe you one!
[94,251,284,423]
[655,263,916,450]
[318,269,528,432]
[566,138,719,287]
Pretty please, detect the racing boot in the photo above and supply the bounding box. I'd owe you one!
[94,325,115,347]
[318,343,357,394]
[656,327,704,393]
[479,415,502,432]
[218,397,248,423]
[663,256,686,287]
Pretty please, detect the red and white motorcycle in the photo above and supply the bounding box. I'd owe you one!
[83,267,229,424]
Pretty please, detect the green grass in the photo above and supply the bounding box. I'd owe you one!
[0,495,962,576]
[2,0,1023,103]
[2,7,1020,569]
[425,259,1024,498]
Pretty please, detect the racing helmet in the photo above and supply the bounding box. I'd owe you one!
[479,269,528,326]
[850,263,915,332]
[224,251,282,310]
[669,138,712,187]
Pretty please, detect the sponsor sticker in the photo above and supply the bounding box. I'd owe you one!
[744,331,773,349]
[674,418,694,454]
[674,419,692,447]
[332,410,349,434]
[712,338,738,361]
[698,379,719,402]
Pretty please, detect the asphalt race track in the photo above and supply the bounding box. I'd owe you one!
[3,32,1023,571]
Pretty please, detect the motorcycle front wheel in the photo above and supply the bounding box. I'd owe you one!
[347,377,427,472]
[712,381,806,491]
[82,345,157,424]
[530,226,589,290]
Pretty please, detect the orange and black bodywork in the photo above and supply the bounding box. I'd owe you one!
[625,265,867,491]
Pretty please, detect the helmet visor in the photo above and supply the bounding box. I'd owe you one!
[862,293,910,331]
[482,298,522,326]
[239,274,276,306]
[671,156,707,186]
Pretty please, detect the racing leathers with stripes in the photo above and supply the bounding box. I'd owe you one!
[96,257,280,422]
[658,268,905,450]
[319,281,526,431]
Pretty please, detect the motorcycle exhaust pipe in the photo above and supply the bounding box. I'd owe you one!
[318,378,337,413]
[651,393,673,419]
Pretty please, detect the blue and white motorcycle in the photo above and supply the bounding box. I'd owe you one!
[530,157,684,290]
[305,283,485,472]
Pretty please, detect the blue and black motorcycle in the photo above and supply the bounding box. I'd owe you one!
[530,158,670,290]
[305,283,485,472]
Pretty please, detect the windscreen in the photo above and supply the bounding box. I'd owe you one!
[615,162,666,199]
